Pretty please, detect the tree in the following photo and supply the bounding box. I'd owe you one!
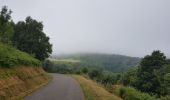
[0,6,14,44]
[155,64,170,96]
[13,16,52,61]
[122,68,138,87]
[136,50,167,96]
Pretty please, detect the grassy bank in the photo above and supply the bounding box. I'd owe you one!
[73,75,122,100]
[0,43,41,68]
[0,66,52,100]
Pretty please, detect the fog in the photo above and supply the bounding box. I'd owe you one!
[1,0,170,57]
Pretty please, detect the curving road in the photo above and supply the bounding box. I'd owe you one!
[25,74,84,100]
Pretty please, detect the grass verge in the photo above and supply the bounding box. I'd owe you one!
[73,75,122,100]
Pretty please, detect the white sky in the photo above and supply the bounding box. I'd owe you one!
[1,0,170,57]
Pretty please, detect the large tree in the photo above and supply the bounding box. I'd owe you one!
[136,50,167,96]
[13,16,52,61]
[0,6,14,44]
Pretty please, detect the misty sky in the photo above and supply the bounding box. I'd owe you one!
[1,0,170,57]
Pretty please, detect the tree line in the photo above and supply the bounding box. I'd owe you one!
[0,6,52,61]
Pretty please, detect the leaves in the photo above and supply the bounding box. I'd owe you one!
[13,16,52,61]
[0,6,14,44]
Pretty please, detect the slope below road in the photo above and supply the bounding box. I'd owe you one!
[25,74,84,100]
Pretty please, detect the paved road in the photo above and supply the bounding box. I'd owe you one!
[25,74,84,100]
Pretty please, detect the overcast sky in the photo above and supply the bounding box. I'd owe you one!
[1,0,170,57]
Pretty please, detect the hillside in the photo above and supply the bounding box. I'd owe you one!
[0,43,51,99]
[0,6,53,99]
[52,53,140,72]
[0,43,41,67]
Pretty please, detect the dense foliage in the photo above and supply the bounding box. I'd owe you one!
[13,16,52,61]
[0,6,52,67]
[54,53,140,72]
[121,51,170,98]
[0,6,14,44]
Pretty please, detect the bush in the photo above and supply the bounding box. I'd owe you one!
[117,86,156,100]
[88,69,102,80]
[0,43,41,67]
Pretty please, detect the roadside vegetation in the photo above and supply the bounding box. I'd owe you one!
[119,51,170,99]
[73,75,122,100]
[0,6,52,99]
[112,85,156,100]
[0,66,51,99]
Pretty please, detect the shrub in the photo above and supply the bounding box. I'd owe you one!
[115,86,156,100]
[88,69,102,80]
[0,43,41,67]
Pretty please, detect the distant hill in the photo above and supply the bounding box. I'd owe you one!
[52,53,141,72]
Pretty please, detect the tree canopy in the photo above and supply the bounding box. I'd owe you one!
[121,50,170,97]
[13,16,52,61]
[0,6,14,44]
[0,6,52,61]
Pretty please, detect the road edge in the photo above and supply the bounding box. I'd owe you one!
[11,74,53,100]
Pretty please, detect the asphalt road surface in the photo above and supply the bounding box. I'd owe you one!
[25,74,84,100]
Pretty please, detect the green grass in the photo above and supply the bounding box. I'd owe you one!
[0,43,41,67]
